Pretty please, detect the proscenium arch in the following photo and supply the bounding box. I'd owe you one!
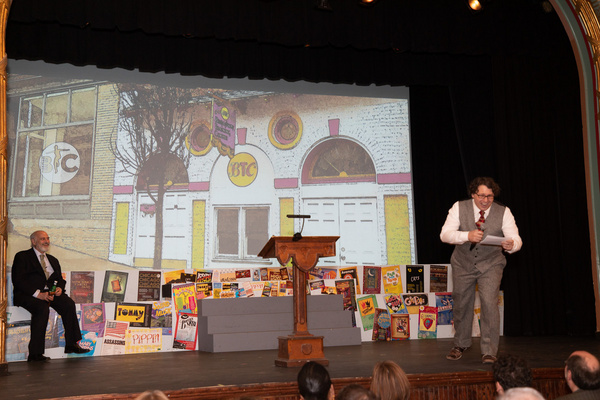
[1,0,600,375]
[551,0,600,333]
[0,0,10,376]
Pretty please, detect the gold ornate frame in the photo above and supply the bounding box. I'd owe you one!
[0,0,10,376]
[0,0,599,375]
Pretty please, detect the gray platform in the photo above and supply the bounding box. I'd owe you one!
[197,295,362,352]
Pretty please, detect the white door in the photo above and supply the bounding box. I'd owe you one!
[162,193,188,260]
[136,193,155,259]
[302,198,381,266]
[135,193,188,261]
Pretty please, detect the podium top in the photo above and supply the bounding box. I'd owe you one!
[258,236,340,266]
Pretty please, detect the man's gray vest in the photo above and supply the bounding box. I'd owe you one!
[451,199,507,272]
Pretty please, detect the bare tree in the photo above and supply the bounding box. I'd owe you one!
[112,83,195,269]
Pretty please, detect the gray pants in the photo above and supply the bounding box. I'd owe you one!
[451,262,504,356]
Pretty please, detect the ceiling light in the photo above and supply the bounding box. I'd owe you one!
[316,0,333,11]
[468,0,483,11]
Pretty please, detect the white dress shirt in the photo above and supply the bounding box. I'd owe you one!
[440,200,522,254]
[32,247,55,297]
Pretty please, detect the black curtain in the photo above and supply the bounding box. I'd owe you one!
[493,54,594,336]
[411,49,595,336]
[5,0,570,81]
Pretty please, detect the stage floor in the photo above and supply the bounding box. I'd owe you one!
[2,336,599,400]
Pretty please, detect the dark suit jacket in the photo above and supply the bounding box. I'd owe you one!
[12,248,67,307]
[555,389,600,400]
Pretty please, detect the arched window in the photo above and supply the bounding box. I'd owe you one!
[135,153,189,191]
[302,138,375,184]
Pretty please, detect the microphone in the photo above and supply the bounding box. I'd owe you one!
[470,224,485,251]
[287,215,311,240]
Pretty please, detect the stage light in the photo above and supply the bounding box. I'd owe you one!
[359,0,378,6]
[468,0,483,11]
[541,0,553,13]
[316,0,333,11]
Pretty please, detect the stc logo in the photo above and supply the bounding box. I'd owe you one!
[39,142,80,184]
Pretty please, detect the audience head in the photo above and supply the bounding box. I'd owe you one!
[297,361,334,400]
[134,390,170,400]
[497,387,545,400]
[370,360,411,400]
[492,354,533,394]
[564,351,600,392]
[226,397,262,400]
[336,384,377,400]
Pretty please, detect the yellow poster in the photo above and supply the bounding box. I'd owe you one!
[172,282,197,314]
[125,328,162,354]
[115,303,151,327]
[382,265,403,294]
[163,269,185,284]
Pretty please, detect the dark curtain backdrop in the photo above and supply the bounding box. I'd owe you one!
[5,0,596,336]
[411,51,594,336]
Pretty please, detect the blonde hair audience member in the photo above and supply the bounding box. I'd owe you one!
[134,390,170,400]
[370,360,411,400]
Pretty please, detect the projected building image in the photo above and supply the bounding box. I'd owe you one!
[7,71,414,272]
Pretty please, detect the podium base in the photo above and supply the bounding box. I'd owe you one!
[274,335,329,367]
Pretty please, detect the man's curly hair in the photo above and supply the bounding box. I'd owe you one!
[468,177,501,197]
[492,355,533,391]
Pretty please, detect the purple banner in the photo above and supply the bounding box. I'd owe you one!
[212,103,236,158]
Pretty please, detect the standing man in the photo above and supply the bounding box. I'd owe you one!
[555,351,600,399]
[12,230,90,361]
[440,177,522,364]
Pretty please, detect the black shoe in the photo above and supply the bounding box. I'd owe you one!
[27,354,49,362]
[64,344,91,354]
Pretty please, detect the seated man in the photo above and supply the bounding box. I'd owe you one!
[556,351,600,399]
[493,354,533,395]
[12,230,90,361]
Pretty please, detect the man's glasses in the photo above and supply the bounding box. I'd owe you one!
[475,194,494,200]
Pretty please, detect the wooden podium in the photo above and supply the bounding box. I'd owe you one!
[258,235,339,367]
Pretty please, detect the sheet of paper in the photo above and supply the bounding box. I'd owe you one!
[480,235,505,246]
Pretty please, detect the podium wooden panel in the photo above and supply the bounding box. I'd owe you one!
[258,236,339,367]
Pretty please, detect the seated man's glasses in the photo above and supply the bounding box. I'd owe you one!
[475,194,494,200]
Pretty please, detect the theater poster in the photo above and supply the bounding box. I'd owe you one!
[173,312,198,350]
